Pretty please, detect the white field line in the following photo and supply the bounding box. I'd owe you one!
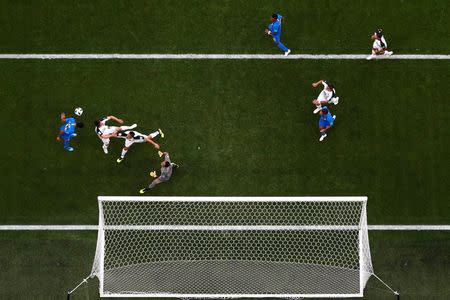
[0,53,449,60]
[0,225,449,231]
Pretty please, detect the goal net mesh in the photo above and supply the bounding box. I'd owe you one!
[91,197,373,297]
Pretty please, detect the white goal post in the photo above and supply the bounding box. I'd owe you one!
[90,196,374,298]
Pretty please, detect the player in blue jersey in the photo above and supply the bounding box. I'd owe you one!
[318,106,336,142]
[265,13,291,56]
[56,112,84,151]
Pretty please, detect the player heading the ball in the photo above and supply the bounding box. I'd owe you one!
[265,13,291,56]
[56,112,84,152]
[94,115,137,154]
[116,129,164,163]
[312,80,339,114]
[367,28,393,60]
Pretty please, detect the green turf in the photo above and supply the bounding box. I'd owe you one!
[0,59,449,225]
[0,231,448,299]
[0,0,449,54]
[1,1,449,298]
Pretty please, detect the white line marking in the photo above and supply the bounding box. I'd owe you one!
[0,225,449,231]
[0,54,449,60]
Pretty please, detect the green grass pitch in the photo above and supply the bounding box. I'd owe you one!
[0,0,449,299]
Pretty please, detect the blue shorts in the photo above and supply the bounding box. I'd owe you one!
[319,120,331,128]
[61,134,71,142]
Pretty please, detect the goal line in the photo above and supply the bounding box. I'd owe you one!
[0,53,449,60]
[0,225,449,231]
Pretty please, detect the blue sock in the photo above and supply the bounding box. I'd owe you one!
[64,140,71,149]
[277,42,289,52]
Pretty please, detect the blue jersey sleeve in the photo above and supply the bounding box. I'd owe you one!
[277,14,283,20]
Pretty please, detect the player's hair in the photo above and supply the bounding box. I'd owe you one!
[375,28,383,38]
[94,120,100,127]
[128,131,135,137]
[76,122,84,128]
[164,161,171,168]
[272,13,278,19]
[327,83,334,89]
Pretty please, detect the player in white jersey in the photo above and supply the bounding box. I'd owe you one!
[366,28,393,60]
[94,115,137,154]
[311,80,339,114]
[116,129,164,163]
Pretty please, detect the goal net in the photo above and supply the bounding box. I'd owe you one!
[91,196,373,298]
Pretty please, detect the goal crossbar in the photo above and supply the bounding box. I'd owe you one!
[98,196,367,202]
[101,293,363,298]
[103,225,360,231]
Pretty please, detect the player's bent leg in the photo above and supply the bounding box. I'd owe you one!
[149,130,160,139]
[330,97,339,105]
[312,99,323,114]
[101,138,110,154]
[117,148,127,163]
[319,133,327,142]
[63,139,74,151]
[319,127,328,142]
[148,178,163,189]
[119,124,137,131]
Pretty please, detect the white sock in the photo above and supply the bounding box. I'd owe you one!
[120,125,135,131]
[121,149,128,158]
[103,142,109,148]
[149,131,159,139]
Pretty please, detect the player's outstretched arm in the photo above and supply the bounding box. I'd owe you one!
[312,80,323,88]
[145,136,160,149]
[107,116,124,124]
[60,112,66,123]
[56,130,64,141]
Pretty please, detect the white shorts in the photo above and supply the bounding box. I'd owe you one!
[124,137,146,148]
[372,40,385,51]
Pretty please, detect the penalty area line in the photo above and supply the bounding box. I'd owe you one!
[0,225,449,231]
[0,54,449,60]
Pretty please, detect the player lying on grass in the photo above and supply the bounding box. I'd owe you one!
[265,13,291,56]
[318,106,336,142]
[56,112,84,151]
[116,129,164,163]
[94,116,137,154]
[366,28,393,60]
[139,152,179,193]
[312,80,339,114]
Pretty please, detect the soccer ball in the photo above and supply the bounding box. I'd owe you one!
[74,107,83,116]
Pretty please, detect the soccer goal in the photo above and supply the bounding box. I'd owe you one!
[90,196,373,298]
